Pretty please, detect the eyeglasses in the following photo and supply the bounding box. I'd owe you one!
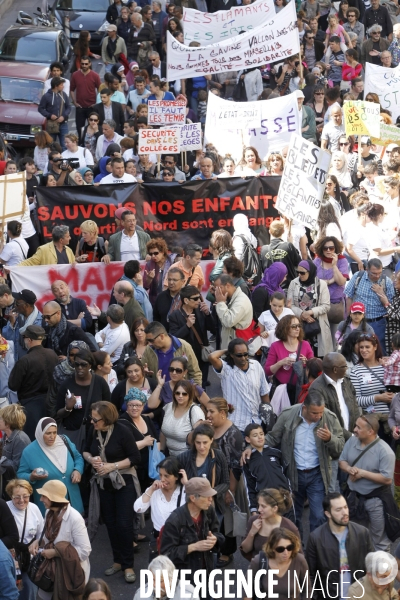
[386,151,392,154]
[168,366,184,373]
[314,92,324,95]
[323,246,335,251]
[81,63,90,66]
[175,391,189,396]
[89,118,99,122]
[12,495,30,500]
[43,311,59,320]
[234,352,249,357]
[127,404,143,409]
[147,333,161,343]
[290,324,301,329]
[326,182,334,186]
[275,544,294,553]
[149,251,160,256]
[189,296,201,301]
[90,416,103,423]
[74,361,89,368]
[339,142,350,146]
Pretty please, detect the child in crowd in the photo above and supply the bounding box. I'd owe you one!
[324,14,351,56]
[336,302,374,345]
[381,333,400,393]
[258,292,294,349]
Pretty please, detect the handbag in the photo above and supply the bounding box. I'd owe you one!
[15,509,31,572]
[190,318,214,362]
[27,529,54,592]
[46,94,64,134]
[327,301,345,325]
[302,281,321,339]
[148,440,165,480]
[227,490,248,537]
[57,374,95,454]
[248,336,263,356]
[343,437,380,520]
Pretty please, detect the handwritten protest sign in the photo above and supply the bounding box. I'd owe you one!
[182,0,275,45]
[365,63,400,122]
[276,134,331,230]
[371,122,400,146]
[205,91,300,162]
[147,99,186,125]
[167,2,299,80]
[138,129,179,154]
[206,91,261,129]
[343,100,380,138]
[161,123,203,151]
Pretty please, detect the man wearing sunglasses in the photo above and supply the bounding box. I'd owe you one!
[43,301,96,359]
[156,155,185,182]
[8,325,59,440]
[143,321,202,384]
[168,285,216,388]
[70,56,101,145]
[303,31,324,71]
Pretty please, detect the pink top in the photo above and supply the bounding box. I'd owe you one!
[326,24,346,43]
[265,340,314,384]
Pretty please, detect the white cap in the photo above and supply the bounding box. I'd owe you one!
[295,89,305,99]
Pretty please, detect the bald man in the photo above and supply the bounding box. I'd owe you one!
[308,352,361,492]
[51,280,92,330]
[88,281,145,331]
[42,300,96,358]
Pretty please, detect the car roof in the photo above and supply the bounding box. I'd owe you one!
[4,25,61,39]
[0,61,50,80]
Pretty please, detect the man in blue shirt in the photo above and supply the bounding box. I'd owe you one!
[0,540,18,600]
[345,258,394,354]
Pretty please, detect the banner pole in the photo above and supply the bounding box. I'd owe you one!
[358,135,362,168]
[181,151,184,168]
[157,154,161,175]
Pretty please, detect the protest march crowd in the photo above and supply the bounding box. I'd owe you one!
[7,0,400,598]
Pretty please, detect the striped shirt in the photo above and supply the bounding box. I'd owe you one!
[345,271,394,320]
[214,360,270,432]
[350,364,389,414]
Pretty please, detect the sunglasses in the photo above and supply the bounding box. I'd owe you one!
[168,366,184,373]
[275,544,294,553]
[89,118,99,122]
[297,270,308,275]
[175,391,189,396]
[189,296,201,301]
[339,142,349,146]
[326,182,334,186]
[147,333,161,343]
[43,311,59,320]
[358,334,377,341]
[314,92,324,95]
[291,324,301,329]
[90,416,103,423]
[149,251,160,256]
[234,352,249,358]
[323,246,335,251]
[74,361,89,368]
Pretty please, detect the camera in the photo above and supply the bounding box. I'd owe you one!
[60,157,80,171]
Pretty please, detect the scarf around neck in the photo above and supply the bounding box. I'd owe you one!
[19,306,39,335]
[49,313,68,354]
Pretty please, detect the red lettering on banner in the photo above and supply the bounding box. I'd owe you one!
[158,201,172,215]
[143,202,157,216]
[232,196,245,211]
[79,205,93,219]
[105,264,125,289]
[82,267,104,291]
[220,197,230,211]
[38,207,50,220]
[174,200,185,214]
[94,205,109,219]
[192,199,203,213]
[218,219,226,227]
[48,267,79,290]
[246,195,259,210]
[205,198,218,212]
[51,207,65,220]
[65,206,79,219]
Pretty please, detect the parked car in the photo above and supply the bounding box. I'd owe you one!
[0,62,50,146]
[0,26,72,69]
[50,0,112,51]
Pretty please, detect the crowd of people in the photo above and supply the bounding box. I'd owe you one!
[3,0,400,597]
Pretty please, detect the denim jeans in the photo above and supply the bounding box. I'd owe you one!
[370,317,387,356]
[98,478,136,570]
[294,467,326,537]
[49,121,69,151]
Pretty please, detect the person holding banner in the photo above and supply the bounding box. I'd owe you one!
[235,147,263,176]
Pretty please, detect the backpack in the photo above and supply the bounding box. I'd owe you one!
[236,235,262,287]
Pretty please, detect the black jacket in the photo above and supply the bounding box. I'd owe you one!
[306,521,373,599]
[0,499,19,549]
[252,287,270,322]
[145,61,167,79]
[8,345,59,401]
[153,290,179,331]
[260,238,300,286]
[302,39,325,63]
[54,296,93,331]
[160,503,224,579]
[91,101,125,135]
[45,321,96,356]
[177,448,229,513]
[168,308,216,362]
[126,23,155,60]
[243,444,291,512]
[106,2,120,24]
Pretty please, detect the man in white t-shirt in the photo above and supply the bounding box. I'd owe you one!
[100,157,137,184]
[345,203,371,273]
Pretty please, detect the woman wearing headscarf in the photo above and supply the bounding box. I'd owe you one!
[287,259,332,357]
[94,157,111,183]
[78,167,94,185]
[329,152,355,199]
[68,170,87,186]
[17,417,85,516]
[47,341,90,419]
[252,263,288,322]
[232,214,257,261]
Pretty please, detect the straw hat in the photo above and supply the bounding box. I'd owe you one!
[37,480,69,503]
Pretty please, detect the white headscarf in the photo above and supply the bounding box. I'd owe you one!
[35,417,67,474]
[329,151,353,189]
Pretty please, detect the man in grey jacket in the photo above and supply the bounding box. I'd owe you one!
[264,395,345,535]
[102,210,150,263]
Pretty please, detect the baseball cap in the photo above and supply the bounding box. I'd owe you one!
[22,325,47,339]
[185,477,217,498]
[107,24,117,31]
[350,302,365,314]
[360,136,371,145]
[12,289,37,305]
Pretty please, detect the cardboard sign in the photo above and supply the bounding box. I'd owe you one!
[371,122,400,146]
[182,0,275,45]
[206,91,261,129]
[276,134,331,230]
[167,2,299,80]
[138,129,179,154]
[343,100,380,138]
[0,172,26,222]
[365,63,400,122]
[163,123,203,151]
[147,99,186,125]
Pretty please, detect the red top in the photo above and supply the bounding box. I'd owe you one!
[265,340,314,384]
[70,69,102,108]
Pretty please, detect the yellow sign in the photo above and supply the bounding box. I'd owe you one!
[343,100,380,138]
[371,122,400,146]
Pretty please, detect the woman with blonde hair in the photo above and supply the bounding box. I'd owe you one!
[62,133,94,169]
[33,131,53,172]
[6,478,43,600]
[261,152,284,176]
[0,404,30,474]
[75,219,107,263]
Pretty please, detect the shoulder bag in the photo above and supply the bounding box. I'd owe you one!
[343,437,381,520]
[252,551,269,600]
[15,509,31,572]
[46,94,64,135]
[227,490,248,537]
[57,374,95,454]
[27,529,54,592]
[303,281,321,339]
[189,315,214,362]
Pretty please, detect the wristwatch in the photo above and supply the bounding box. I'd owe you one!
[114,462,119,470]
